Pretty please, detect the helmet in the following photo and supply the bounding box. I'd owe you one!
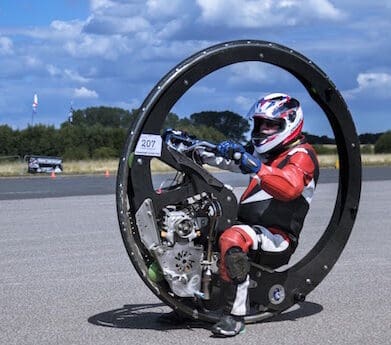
[248,93,303,154]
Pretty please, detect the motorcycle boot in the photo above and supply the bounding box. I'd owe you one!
[211,280,247,337]
[211,314,245,337]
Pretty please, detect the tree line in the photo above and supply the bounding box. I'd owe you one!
[0,106,390,160]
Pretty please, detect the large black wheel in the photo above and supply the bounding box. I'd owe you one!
[116,40,361,323]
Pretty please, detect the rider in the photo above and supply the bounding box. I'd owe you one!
[197,93,320,337]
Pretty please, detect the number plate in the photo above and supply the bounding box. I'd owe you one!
[135,134,162,157]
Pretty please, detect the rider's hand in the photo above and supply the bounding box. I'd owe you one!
[239,152,262,174]
[216,140,261,174]
[216,140,245,160]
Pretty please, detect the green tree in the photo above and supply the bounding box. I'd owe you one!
[170,123,225,143]
[304,132,335,145]
[68,106,136,128]
[0,125,18,156]
[374,131,391,153]
[85,124,110,155]
[16,125,60,157]
[58,123,88,156]
[111,127,127,155]
[92,146,118,159]
[360,144,374,154]
[58,120,127,159]
[163,112,181,129]
[63,146,89,160]
[189,111,250,142]
[359,132,383,145]
[312,144,337,155]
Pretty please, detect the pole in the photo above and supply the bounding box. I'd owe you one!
[31,93,38,127]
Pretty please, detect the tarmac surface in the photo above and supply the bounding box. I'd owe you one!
[0,175,390,344]
[0,166,390,200]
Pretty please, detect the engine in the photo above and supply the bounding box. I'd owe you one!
[136,192,220,298]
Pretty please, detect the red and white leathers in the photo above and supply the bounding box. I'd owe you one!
[200,136,319,316]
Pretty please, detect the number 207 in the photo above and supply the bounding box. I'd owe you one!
[141,139,156,148]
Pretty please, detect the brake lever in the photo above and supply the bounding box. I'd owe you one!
[181,141,217,153]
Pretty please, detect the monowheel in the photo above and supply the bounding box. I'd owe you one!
[116,40,362,323]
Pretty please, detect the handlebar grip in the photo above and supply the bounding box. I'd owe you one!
[233,152,242,160]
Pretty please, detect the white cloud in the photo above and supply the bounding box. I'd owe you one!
[197,0,277,28]
[25,56,41,68]
[73,87,98,99]
[0,36,14,55]
[306,0,345,19]
[112,99,140,110]
[357,73,391,89]
[235,95,253,111]
[344,72,391,99]
[46,65,90,83]
[115,16,151,33]
[64,34,131,59]
[196,0,345,28]
[1,20,84,43]
[0,0,389,135]
[90,0,116,12]
[50,20,84,37]
[47,64,61,77]
[65,69,90,83]
[84,14,151,35]
[147,0,188,18]
[90,0,147,18]
[156,18,184,39]
[227,62,272,85]
[193,85,216,94]
[139,40,210,60]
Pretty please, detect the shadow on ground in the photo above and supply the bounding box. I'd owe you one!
[88,301,323,331]
[265,301,323,323]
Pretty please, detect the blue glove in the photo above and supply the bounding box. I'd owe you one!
[239,152,262,174]
[216,140,261,174]
[216,140,245,160]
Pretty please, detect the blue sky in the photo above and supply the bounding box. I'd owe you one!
[0,0,390,136]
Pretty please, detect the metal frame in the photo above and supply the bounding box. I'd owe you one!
[116,40,362,323]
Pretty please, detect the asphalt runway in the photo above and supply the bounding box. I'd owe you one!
[0,180,390,344]
[0,166,390,200]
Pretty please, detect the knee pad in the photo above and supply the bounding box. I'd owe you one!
[225,247,250,284]
[218,226,256,282]
[219,226,256,256]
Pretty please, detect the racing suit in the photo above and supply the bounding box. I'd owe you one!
[201,136,319,316]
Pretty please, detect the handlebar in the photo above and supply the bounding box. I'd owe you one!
[179,140,217,153]
[182,141,242,160]
[163,129,243,162]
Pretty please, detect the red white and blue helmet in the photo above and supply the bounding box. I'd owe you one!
[247,93,303,154]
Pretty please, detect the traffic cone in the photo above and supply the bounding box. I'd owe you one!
[50,170,56,179]
[104,169,110,178]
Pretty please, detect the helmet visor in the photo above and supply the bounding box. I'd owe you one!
[252,116,284,136]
